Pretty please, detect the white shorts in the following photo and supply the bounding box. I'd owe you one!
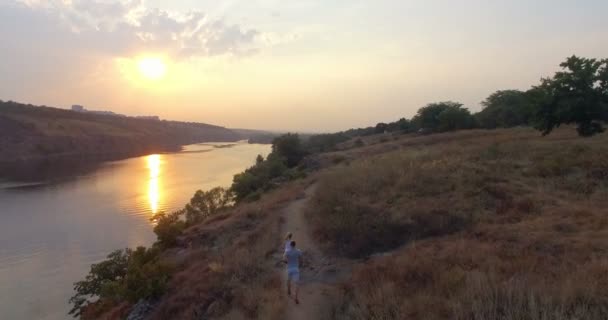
[287,269,300,283]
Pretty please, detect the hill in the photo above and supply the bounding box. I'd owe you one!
[310,128,608,319]
[70,126,608,320]
[0,100,241,164]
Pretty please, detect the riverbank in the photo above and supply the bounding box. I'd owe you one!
[0,100,242,166]
[69,126,608,319]
[0,143,271,320]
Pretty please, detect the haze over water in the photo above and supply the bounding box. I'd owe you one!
[0,143,270,320]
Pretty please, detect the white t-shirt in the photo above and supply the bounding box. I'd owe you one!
[284,240,292,252]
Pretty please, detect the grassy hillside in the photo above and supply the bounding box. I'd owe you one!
[309,128,608,319]
[72,126,608,320]
[0,100,240,163]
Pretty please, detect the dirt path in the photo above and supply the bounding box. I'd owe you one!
[279,185,352,320]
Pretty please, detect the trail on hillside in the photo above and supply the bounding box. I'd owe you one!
[279,185,353,320]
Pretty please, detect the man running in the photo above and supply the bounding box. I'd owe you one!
[283,240,302,304]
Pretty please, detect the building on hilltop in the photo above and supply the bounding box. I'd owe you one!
[71,105,85,112]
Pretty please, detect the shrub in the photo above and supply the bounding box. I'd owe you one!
[411,101,475,132]
[230,133,309,202]
[69,247,172,318]
[184,187,231,225]
[271,133,306,167]
[231,156,288,201]
[305,133,350,153]
[152,211,186,248]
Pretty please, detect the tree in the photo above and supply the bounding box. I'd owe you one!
[397,118,411,132]
[412,101,464,131]
[69,247,171,317]
[375,122,389,134]
[271,133,306,167]
[255,154,264,165]
[532,55,608,137]
[151,211,185,247]
[184,187,231,225]
[69,249,130,316]
[437,106,475,131]
[413,101,474,132]
[477,90,533,128]
[230,156,288,202]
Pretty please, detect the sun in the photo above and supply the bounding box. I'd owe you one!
[137,57,167,80]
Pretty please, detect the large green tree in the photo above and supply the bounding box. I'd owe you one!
[413,101,474,132]
[271,133,306,167]
[532,55,608,137]
[184,187,231,225]
[477,90,533,128]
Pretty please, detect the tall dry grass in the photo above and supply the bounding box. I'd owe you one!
[328,239,608,320]
[309,127,608,319]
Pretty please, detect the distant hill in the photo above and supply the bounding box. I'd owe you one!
[0,100,241,164]
[231,128,281,144]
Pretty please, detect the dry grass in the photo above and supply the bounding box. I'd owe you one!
[307,127,608,319]
[328,238,608,320]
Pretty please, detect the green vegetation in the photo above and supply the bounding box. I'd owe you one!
[271,133,306,167]
[69,247,171,318]
[231,133,307,202]
[70,131,312,316]
[412,101,476,132]
[476,90,533,128]
[532,56,608,136]
[184,187,232,225]
[151,211,186,248]
[152,187,233,248]
[300,56,607,156]
[70,186,234,316]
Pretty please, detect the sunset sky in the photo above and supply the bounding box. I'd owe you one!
[1,0,608,131]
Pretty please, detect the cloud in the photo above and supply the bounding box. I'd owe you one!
[11,0,260,59]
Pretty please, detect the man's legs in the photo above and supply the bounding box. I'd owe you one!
[287,277,291,296]
[294,281,299,304]
[292,271,300,304]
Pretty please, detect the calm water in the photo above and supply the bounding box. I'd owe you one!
[0,143,270,320]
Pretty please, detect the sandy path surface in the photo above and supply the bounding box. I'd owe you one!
[280,185,352,320]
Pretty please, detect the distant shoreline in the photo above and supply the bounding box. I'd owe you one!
[0,101,274,180]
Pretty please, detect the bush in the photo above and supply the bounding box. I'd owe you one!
[305,133,350,153]
[271,133,306,167]
[411,101,476,132]
[230,133,309,202]
[231,156,288,201]
[69,247,172,318]
[477,90,533,129]
[152,211,186,248]
[184,187,231,225]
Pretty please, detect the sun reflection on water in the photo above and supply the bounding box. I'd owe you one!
[146,154,161,214]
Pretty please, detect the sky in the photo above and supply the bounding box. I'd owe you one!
[1,0,608,132]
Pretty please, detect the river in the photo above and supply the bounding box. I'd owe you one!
[0,142,270,320]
